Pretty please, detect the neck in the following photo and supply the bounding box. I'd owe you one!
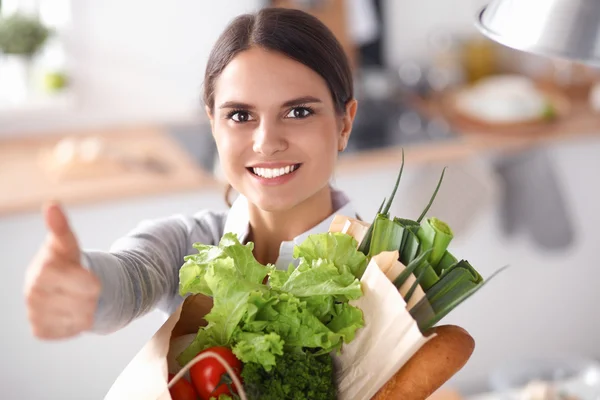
[248,186,334,265]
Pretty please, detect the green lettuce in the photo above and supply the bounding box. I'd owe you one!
[293,232,368,279]
[176,232,365,371]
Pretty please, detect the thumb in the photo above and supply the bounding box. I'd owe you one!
[43,201,81,263]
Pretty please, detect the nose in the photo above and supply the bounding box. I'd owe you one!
[252,120,287,156]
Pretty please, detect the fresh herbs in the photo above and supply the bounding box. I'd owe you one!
[240,351,337,400]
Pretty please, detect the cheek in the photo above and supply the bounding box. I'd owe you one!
[213,125,248,173]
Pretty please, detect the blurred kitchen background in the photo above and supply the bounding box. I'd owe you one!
[2,0,600,399]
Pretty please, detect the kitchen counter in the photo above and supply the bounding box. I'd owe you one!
[0,125,221,216]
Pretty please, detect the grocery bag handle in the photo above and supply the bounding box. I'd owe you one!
[167,351,247,400]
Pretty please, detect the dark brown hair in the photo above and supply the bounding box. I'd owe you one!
[204,7,354,207]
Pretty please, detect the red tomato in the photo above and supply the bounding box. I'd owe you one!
[189,347,243,400]
[168,373,198,400]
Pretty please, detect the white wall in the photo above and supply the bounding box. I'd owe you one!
[381,0,490,65]
[0,0,495,136]
[0,0,264,136]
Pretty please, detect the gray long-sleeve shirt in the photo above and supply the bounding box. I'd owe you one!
[82,189,356,334]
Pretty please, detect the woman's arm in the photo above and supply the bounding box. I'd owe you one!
[82,210,227,334]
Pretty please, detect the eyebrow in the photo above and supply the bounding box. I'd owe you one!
[218,96,323,110]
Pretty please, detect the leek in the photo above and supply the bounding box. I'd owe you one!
[351,154,504,333]
[392,248,432,289]
[404,268,427,304]
[416,217,454,270]
[412,260,439,292]
[368,215,405,257]
[437,259,482,283]
[358,150,405,254]
[416,167,446,223]
[358,197,386,256]
[399,227,420,266]
[411,265,508,332]
[436,250,458,276]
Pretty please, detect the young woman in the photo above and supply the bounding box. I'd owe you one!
[24,7,473,398]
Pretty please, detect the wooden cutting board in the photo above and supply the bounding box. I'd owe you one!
[0,125,221,216]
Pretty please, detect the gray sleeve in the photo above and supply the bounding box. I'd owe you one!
[81,209,227,334]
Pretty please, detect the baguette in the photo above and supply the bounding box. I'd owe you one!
[372,325,475,400]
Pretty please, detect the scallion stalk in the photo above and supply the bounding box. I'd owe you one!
[416,217,454,270]
[436,251,458,276]
[368,215,405,257]
[411,265,508,332]
[403,268,427,304]
[392,248,432,289]
[358,150,405,254]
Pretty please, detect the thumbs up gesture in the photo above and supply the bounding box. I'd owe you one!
[24,202,102,339]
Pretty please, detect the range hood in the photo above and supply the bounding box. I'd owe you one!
[475,0,600,67]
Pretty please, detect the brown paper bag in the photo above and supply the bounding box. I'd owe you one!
[104,294,214,400]
[104,215,473,400]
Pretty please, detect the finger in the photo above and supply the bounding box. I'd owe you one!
[27,294,95,336]
[29,285,98,319]
[43,201,81,263]
[372,325,475,400]
[30,311,85,340]
[40,264,101,299]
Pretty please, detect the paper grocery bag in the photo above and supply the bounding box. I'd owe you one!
[104,215,439,400]
[104,294,213,400]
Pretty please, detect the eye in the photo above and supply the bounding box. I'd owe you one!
[285,106,314,119]
[227,110,254,123]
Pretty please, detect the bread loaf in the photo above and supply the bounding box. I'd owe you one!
[372,325,475,400]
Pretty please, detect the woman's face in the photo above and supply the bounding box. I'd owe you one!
[208,47,357,212]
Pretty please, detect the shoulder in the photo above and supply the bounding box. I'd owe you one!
[163,208,229,246]
[116,208,230,251]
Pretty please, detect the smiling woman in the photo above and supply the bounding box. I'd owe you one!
[23,6,473,400]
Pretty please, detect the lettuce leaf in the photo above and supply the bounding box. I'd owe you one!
[231,331,284,370]
[293,232,368,278]
[176,232,365,370]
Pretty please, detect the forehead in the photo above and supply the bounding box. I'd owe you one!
[213,47,331,107]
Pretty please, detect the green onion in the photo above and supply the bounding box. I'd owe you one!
[358,197,386,256]
[416,217,454,270]
[404,268,427,304]
[412,260,439,292]
[352,155,506,334]
[417,167,446,223]
[399,227,420,266]
[438,259,482,283]
[358,150,405,254]
[436,251,458,276]
[382,149,404,216]
[392,248,432,289]
[368,215,405,257]
[411,265,508,332]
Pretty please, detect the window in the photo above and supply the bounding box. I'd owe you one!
[0,0,73,111]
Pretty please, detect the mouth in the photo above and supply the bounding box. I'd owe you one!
[247,163,302,179]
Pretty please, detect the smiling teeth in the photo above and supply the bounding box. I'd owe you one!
[252,165,297,178]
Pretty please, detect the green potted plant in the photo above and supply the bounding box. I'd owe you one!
[0,12,52,103]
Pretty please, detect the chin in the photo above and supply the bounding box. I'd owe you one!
[250,191,301,213]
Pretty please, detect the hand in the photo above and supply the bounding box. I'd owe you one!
[24,202,102,339]
[372,325,475,399]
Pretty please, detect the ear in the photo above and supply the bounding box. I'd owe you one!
[205,105,215,136]
[338,99,358,152]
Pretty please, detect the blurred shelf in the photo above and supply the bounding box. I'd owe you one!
[0,126,221,217]
[335,96,600,173]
